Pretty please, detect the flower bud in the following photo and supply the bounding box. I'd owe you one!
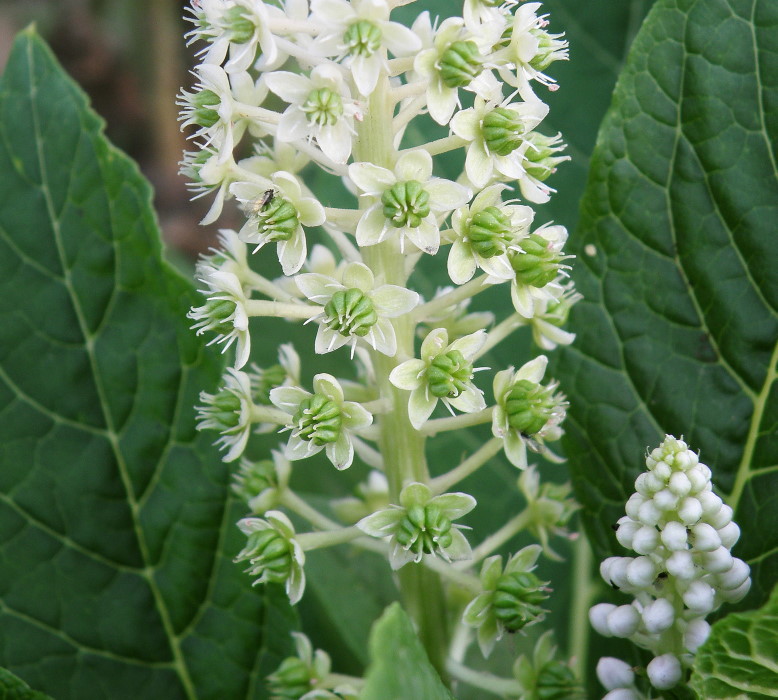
[596,657,634,691]
[511,234,563,288]
[603,691,640,700]
[683,580,715,614]
[626,556,657,589]
[689,523,720,552]
[426,350,474,398]
[684,619,710,652]
[292,394,343,445]
[686,465,709,492]
[660,521,688,551]
[439,40,482,88]
[589,603,616,636]
[718,576,751,603]
[492,571,549,632]
[716,558,750,590]
[668,471,691,496]
[677,496,703,525]
[232,458,277,507]
[653,461,672,480]
[382,180,430,228]
[708,503,733,529]
[267,655,316,698]
[466,205,513,258]
[632,526,659,554]
[601,557,631,590]
[646,653,682,690]
[237,528,293,584]
[699,546,733,574]
[615,519,640,549]
[642,598,674,633]
[625,494,646,520]
[716,521,740,549]
[606,605,640,638]
[637,499,661,527]
[324,288,378,338]
[251,363,288,404]
[652,488,678,511]
[666,550,696,580]
[521,131,569,182]
[697,490,722,516]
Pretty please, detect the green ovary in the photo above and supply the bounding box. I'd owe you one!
[344,20,382,57]
[324,288,378,337]
[302,87,344,127]
[467,206,512,258]
[254,196,299,242]
[426,350,473,398]
[293,394,342,445]
[504,379,554,436]
[482,107,525,156]
[396,504,453,555]
[510,234,561,287]
[381,180,430,228]
[439,40,482,88]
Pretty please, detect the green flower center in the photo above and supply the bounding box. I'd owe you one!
[426,350,474,399]
[396,504,453,555]
[250,196,299,242]
[493,571,548,632]
[343,20,383,57]
[190,88,221,128]
[293,394,342,445]
[439,40,482,88]
[200,384,242,432]
[239,529,293,584]
[202,299,240,337]
[268,656,316,699]
[233,459,277,503]
[482,107,525,156]
[466,206,513,258]
[510,234,562,287]
[223,5,256,44]
[302,87,344,127]
[324,288,378,337]
[504,379,555,436]
[381,180,430,228]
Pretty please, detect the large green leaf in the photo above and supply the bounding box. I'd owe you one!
[557,0,778,609]
[0,669,51,700]
[0,30,295,699]
[361,603,455,700]
[691,584,778,698]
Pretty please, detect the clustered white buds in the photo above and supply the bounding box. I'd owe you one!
[590,435,751,695]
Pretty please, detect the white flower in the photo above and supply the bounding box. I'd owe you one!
[265,64,361,164]
[236,511,306,604]
[196,367,255,461]
[349,150,471,254]
[188,267,251,368]
[448,183,534,284]
[451,96,549,191]
[357,482,476,569]
[180,132,236,225]
[389,328,487,429]
[309,0,421,95]
[492,355,566,469]
[270,373,373,469]
[296,261,419,356]
[231,172,325,275]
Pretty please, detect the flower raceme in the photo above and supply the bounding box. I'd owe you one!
[181,0,582,695]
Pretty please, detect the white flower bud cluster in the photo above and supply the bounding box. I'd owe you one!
[590,435,751,694]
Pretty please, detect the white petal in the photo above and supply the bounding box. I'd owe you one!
[277,108,310,142]
[478,253,514,280]
[428,81,458,125]
[351,54,382,96]
[342,262,375,292]
[369,318,397,356]
[518,175,552,204]
[264,71,312,103]
[448,387,486,413]
[342,401,373,430]
[395,149,433,182]
[317,121,352,164]
[356,203,389,246]
[465,142,493,189]
[370,285,419,317]
[286,434,323,461]
[408,387,437,429]
[450,109,479,141]
[348,162,395,194]
[295,272,341,303]
[315,325,350,354]
[382,22,422,56]
[443,528,473,561]
[405,217,440,255]
[448,238,477,285]
[420,327,449,360]
[515,355,548,383]
[357,508,405,537]
[389,359,427,391]
[270,386,310,413]
[503,432,528,469]
[326,434,354,470]
[511,281,536,318]
[449,329,488,359]
[313,373,344,403]
[426,179,471,211]
[278,228,307,275]
[430,492,477,519]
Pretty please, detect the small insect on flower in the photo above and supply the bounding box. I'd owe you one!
[242,189,276,217]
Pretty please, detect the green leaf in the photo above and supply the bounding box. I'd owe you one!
[0,29,296,698]
[691,584,778,698]
[361,603,455,700]
[556,0,778,609]
[0,669,51,700]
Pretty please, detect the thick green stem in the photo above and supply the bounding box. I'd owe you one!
[353,70,450,683]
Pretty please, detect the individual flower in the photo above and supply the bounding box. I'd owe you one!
[389,327,487,429]
[520,130,571,199]
[180,133,236,225]
[235,510,306,604]
[492,355,567,469]
[511,631,584,700]
[509,223,571,318]
[270,373,373,470]
[331,470,390,524]
[309,0,421,95]
[463,0,515,32]
[357,482,476,569]
[349,150,471,254]
[265,63,361,164]
[451,96,550,192]
[528,283,580,351]
[518,466,578,560]
[448,183,534,284]
[197,228,250,282]
[463,545,548,656]
[590,436,751,694]
[493,2,569,96]
[196,367,255,461]
[413,17,487,125]
[188,266,251,368]
[248,343,301,409]
[296,261,419,356]
[417,286,495,340]
[232,449,291,514]
[231,172,325,275]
